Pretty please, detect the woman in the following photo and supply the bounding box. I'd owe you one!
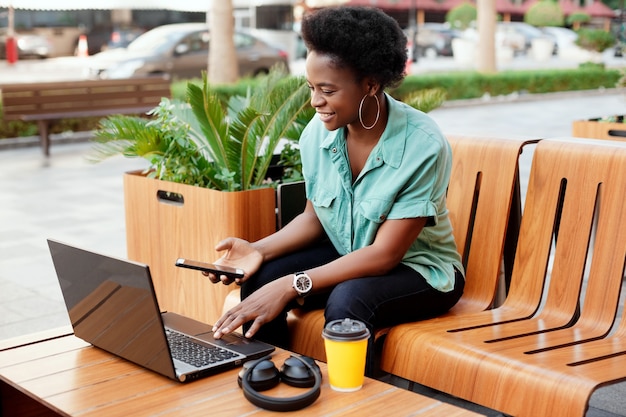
[208,6,465,375]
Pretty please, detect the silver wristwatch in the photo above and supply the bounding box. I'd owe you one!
[293,272,313,299]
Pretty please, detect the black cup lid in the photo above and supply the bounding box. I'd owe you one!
[322,318,370,341]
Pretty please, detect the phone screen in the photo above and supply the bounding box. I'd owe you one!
[175,258,244,279]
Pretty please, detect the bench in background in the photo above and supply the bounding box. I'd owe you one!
[0,76,170,156]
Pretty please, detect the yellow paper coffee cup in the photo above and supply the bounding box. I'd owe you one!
[322,318,370,392]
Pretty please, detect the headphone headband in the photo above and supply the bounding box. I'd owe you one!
[240,355,322,412]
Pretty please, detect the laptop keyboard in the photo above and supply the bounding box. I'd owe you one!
[166,329,240,368]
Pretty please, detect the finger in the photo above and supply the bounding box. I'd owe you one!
[214,313,247,338]
[215,237,234,251]
[244,317,265,339]
[220,275,234,285]
[202,272,219,284]
[212,305,242,334]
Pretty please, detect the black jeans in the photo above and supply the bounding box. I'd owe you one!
[240,240,465,376]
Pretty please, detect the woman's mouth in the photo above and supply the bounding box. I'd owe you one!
[317,111,335,123]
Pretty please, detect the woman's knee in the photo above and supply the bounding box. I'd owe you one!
[324,281,371,324]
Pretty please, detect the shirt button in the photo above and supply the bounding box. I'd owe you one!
[332,147,337,153]
[379,214,386,221]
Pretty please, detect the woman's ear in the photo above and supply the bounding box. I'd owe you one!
[361,77,380,97]
[367,80,380,97]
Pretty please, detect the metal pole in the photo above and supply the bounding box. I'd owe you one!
[411,0,418,63]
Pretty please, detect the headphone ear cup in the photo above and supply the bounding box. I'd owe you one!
[280,355,320,388]
[238,359,280,391]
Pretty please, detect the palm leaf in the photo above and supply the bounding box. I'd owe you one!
[184,74,231,170]
[247,74,313,187]
[88,116,167,163]
[229,105,268,190]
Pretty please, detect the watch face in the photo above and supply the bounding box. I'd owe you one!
[295,274,312,294]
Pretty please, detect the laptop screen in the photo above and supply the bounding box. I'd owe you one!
[48,239,176,379]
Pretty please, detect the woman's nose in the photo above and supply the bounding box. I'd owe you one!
[310,90,324,108]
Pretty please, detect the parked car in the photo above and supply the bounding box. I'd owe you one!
[82,25,145,56]
[406,23,460,59]
[539,26,578,55]
[86,23,289,80]
[0,29,52,59]
[497,22,552,55]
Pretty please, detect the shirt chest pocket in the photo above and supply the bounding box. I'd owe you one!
[356,198,394,224]
[311,187,336,211]
[310,187,344,232]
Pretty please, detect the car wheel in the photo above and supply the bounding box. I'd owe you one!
[252,68,270,77]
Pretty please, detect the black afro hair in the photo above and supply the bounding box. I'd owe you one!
[301,6,408,90]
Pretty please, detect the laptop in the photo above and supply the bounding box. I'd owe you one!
[47,239,275,383]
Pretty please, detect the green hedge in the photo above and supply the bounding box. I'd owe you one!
[390,67,620,101]
[0,66,621,140]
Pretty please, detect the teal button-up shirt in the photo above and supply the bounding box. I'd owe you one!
[300,93,463,292]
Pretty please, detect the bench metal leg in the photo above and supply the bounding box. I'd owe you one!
[36,120,51,157]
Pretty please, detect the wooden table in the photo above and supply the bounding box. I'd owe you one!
[0,331,481,416]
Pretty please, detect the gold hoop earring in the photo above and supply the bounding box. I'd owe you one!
[359,94,380,130]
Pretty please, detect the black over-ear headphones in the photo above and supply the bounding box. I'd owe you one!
[238,355,322,412]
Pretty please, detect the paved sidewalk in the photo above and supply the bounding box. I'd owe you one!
[1,89,625,416]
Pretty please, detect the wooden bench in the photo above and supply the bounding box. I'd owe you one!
[380,137,626,417]
[0,76,171,156]
[223,134,539,362]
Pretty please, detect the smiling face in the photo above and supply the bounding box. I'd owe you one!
[305,50,371,132]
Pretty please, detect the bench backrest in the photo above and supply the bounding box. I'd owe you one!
[1,77,170,119]
[446,135,537,312]
[502,137,626,332]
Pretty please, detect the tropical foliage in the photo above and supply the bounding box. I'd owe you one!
[90,67,315,191]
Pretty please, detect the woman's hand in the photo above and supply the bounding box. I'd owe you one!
[212,275,294,339]
[203,237,263,285]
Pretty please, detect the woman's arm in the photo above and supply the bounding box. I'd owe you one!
[212,215,427,339]
[251,200,326,262]
[304,216,427,290]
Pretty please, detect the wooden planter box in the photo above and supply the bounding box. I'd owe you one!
[572,116,626,141]
[123,171,277,325]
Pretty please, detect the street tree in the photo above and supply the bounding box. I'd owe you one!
[209,0,239,84]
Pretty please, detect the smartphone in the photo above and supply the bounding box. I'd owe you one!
[175,258,244,280]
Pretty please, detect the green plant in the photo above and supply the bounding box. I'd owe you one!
[616,68,626,88]
[446,2,477,30]
[524,0,564,27]
[403,88,447,113]
[566,12,591,29]
[90,67,315,191]
[576,28,616,53]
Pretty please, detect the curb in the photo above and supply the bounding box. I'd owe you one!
[439,87,626,108]
[0,130,95,151]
